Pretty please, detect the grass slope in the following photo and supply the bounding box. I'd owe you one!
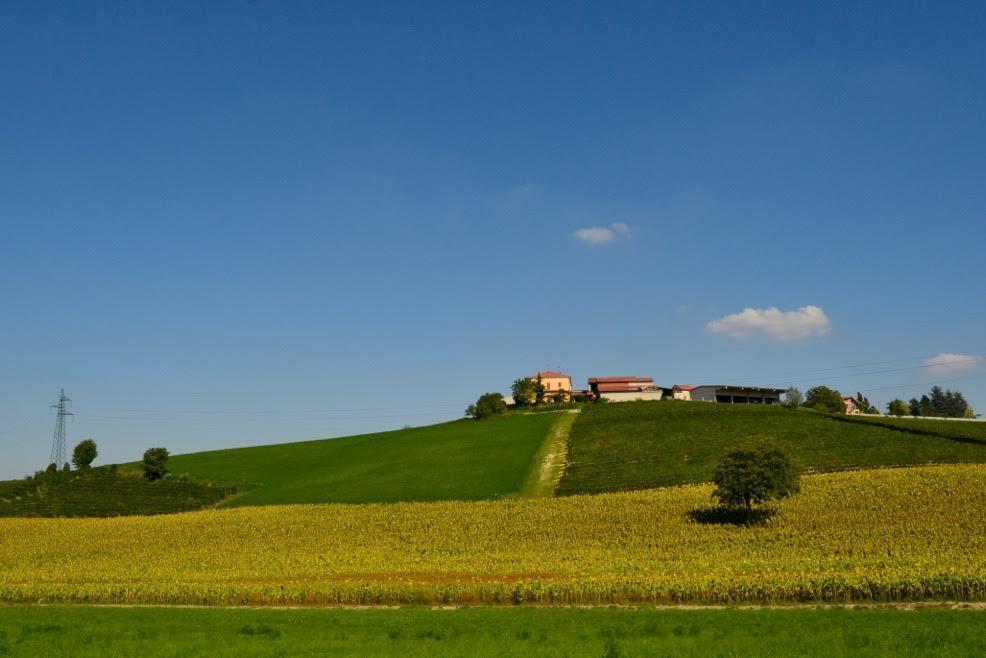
[2,465,982,605]
[1,606,983,657]
[0,470,232,518]
[558,401,986,495]
[837,414,986,443]
[157,414,558,506]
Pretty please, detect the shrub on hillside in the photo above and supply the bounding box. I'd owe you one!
[784,387,803,408]
[72,439,98,470]
[468,393,507,420]
[803,386,846,413]
[142,447,170,481]
[711,444,801,512]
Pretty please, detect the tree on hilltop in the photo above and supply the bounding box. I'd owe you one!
[803,386,846,413]
[511,378,537,407]
[854,392,878,414]
[534,373,546,406]
[887,399,909,417]
[784,387,803,408]
[468,393,507,420]
[142,447,170,481]
[72,439,98,470]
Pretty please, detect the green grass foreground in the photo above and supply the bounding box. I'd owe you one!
[0,605,982,657]
[153,414,559,506]
[559,401,986,495]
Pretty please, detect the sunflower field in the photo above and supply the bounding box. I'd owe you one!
[1,464,983,605]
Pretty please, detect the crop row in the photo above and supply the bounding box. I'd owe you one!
[0,464,983,605]
[0,471,233,518]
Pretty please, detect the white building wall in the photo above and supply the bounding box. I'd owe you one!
[601,390,665,403]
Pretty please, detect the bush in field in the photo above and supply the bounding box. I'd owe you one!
[72,439,98,470]
[712,445,800,511]
[468,393,507,420]
[784,387,803,408]
[803,386,846,413]
[142,447,170,481]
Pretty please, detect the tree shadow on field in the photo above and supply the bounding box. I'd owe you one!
[688,506,775,527]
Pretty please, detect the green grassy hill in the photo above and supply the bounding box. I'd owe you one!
[558,401,986,495]
[154,414,559,507]
[0,469,233,518]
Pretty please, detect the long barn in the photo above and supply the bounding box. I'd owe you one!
[680,385,785,404]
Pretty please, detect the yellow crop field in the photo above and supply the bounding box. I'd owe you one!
[1,464,984,606]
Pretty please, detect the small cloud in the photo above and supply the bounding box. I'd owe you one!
[573,223,631,245]
[706,305,831,341]
[922,353,982,375]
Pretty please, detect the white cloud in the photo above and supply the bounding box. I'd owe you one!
[922,353,982,375]
[573,223,631,245]
[706,305,831,341]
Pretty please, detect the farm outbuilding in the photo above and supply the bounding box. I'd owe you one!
[684,385,785,404]
[588,376,664,402]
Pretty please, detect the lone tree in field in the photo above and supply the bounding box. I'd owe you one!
[803,386,846,413]
[887,399,909,417]
[712,445,801,512]
[141,447,170,481]
[468,393,507,420]
[71,438,98,470]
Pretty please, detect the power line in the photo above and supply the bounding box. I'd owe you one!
[726,347,986,382]
[769,356,984,387]
[72,409,463,423]
[75,402,467,416]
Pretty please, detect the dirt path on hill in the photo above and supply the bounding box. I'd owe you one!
[519,409,579,498]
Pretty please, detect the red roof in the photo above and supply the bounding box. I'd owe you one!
[536,370,571,379]
[596,383,653,392]
[588,376,653,384]
[674,384,698,391]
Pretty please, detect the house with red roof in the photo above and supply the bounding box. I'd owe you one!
[588,376,664,402]
[531,370,573,402]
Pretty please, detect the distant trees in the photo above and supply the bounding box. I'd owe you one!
[511,378,537,407]
[783,387,803,408]
[534,373,546,406]
[71,439,98,470]
[887,399,909,417]
[712,445,801,512]
[803,386,846,413]
[853,392,878,415]
[467,393,507,420]
[141,447,170,481]
[907,386,973,418]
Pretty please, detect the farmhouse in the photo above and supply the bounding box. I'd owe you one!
[588,376,664,402]
[672,384,697,400]
[533,370,573,402]
[683,385,786,404]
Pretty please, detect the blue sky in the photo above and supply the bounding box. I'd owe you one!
[2,2,984,478]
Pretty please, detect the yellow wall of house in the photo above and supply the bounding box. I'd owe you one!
[530,374,572,400]
[539,377,571,391]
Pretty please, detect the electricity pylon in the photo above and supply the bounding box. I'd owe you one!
[49,389,72,468]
